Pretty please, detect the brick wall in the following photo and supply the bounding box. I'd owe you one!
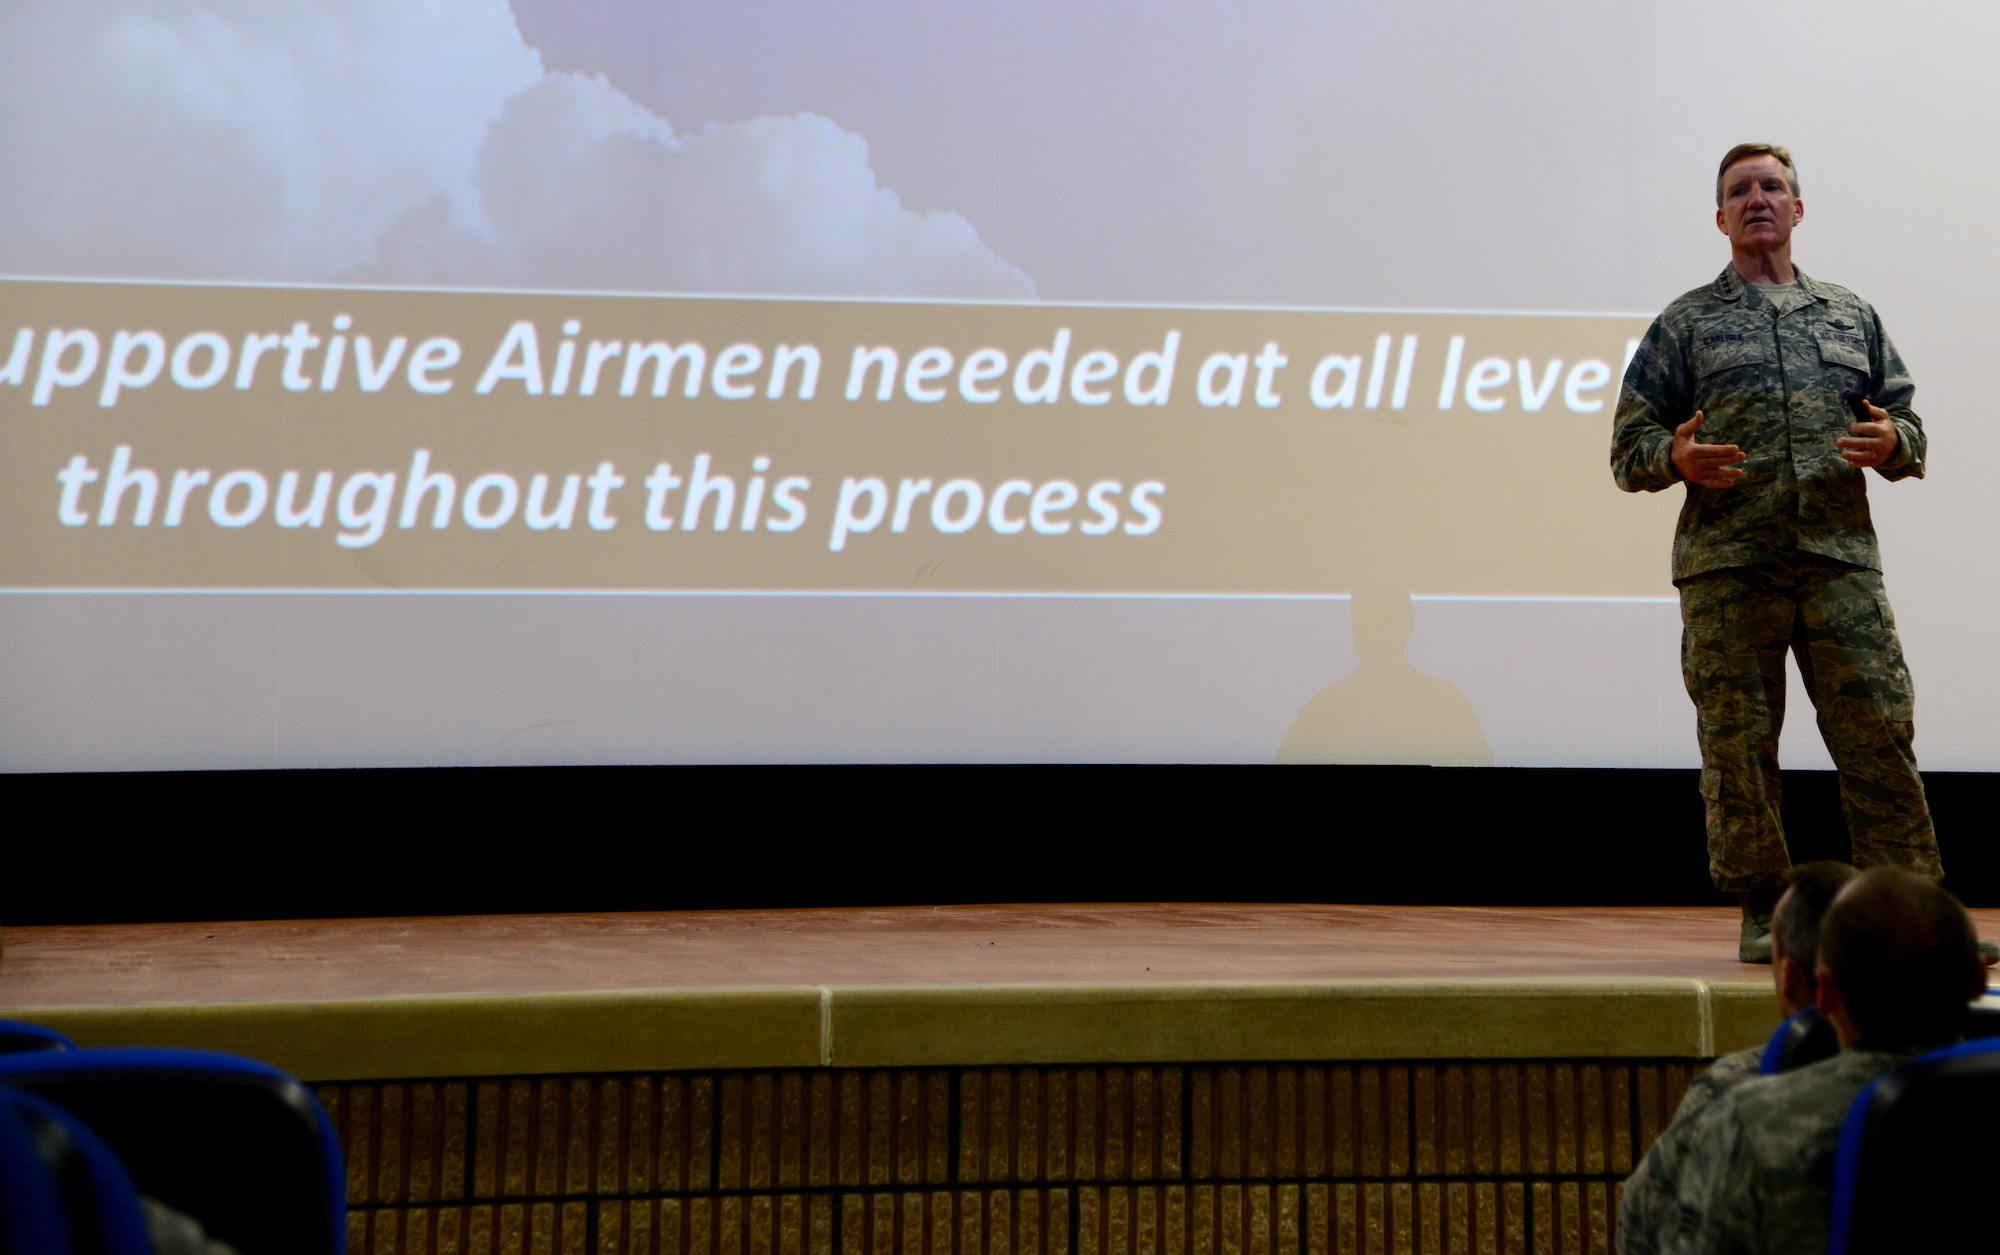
[319,1061,1699,1255]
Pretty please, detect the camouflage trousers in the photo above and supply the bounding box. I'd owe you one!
[1679,555,1941,892]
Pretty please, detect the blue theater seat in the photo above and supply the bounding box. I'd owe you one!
[1757,1005,1838,1076]
[0,1022,74,1057]
[0,1049,345,1255]
[0,1087,152,1255]
[1827,1036,2000,1255]
[1763,989,1996,1079]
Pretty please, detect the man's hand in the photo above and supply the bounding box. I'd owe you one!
[1837,399,1900,469]
[1672,411,1746,489]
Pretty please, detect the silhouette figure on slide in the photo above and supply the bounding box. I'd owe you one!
[1276,586,1493,766]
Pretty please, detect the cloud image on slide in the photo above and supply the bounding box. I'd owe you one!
[0,0,1034,299]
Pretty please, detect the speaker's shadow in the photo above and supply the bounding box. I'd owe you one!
[1276,584,1492,766]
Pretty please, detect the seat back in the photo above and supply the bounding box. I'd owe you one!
[0,1089,73,1255]
[1964,990,2000,1041]
[0,1023,73,1057]
[1758,1005,1837,1075]
[1828,1037,2000,1255]
[0,1049,345,1255]
[0,1087,153,1255]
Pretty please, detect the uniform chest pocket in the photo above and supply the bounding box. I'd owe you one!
[1693,332,1766,379]
[1813,327,1871,374]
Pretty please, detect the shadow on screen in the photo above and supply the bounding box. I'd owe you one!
[1275,583,1493,766]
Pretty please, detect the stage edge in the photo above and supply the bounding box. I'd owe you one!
[4,979,1782,1081]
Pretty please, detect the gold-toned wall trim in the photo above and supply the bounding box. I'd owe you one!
[10,988,826,1080]
[9,980,1777,1081]
[827,983,1718,1069]
[1705,984,1784,1058]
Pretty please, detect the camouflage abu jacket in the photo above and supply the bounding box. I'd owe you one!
[1610,265,1925,583]
[1660,1048,1910,1255]
[1615,1045,1763,1255]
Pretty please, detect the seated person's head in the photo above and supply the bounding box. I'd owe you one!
[1771,861,1857,1015]
[1816,867,1986,1052]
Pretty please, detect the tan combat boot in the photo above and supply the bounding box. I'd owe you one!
[1737,888,1781,964]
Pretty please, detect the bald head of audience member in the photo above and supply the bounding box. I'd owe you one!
[1770,861,1857,1016]
[1816,868,1987,1053]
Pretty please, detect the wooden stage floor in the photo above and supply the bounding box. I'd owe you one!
[1,904,1809,1005]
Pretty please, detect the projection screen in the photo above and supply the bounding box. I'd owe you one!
[4,0,1996,771]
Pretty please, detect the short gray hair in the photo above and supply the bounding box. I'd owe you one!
[1716,143,1800,207]
[1774,860,1856,978]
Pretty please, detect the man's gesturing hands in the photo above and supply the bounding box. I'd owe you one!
[1672,412,1746,489]
[1671,403,1900,487]
[1837,399,1901,469]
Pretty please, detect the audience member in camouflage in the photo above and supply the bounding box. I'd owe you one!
[1617,1048,1762,1255]
[1610,144,1941,956]
[1662,868,1985,1255]
[1665,1048,1908,1255]
[1616,862,1855,1255]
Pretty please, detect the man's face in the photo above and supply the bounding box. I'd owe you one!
[1716,155,1803,251]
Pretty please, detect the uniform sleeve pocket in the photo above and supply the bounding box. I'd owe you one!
[1813,327,1872,374]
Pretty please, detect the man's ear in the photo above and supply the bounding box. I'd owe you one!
[1817,965,1862,1049]
[1792,197,1805,226]
[1716,206,1728,234]
[1777,954,1814,1013]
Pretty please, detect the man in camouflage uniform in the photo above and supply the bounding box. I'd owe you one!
[1660,867,1986,1255]
[1611,143,1943,963]
[1616,861,1853,1255]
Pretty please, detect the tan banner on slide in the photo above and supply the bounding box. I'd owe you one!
[0,279,1672,595]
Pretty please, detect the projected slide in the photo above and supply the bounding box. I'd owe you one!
[3,1,1995,771]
